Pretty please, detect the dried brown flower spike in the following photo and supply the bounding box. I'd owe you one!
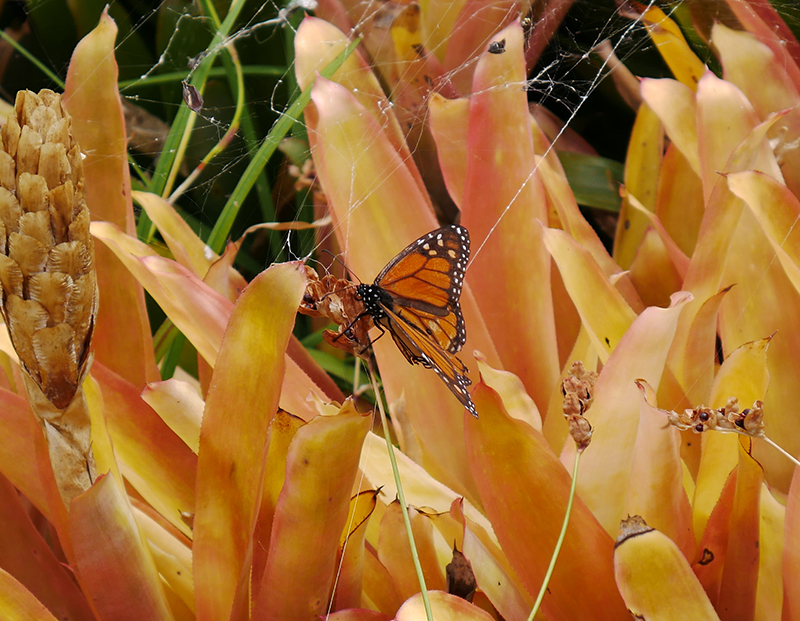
[0,89,98,505]
[562,361,597,451]
[300,265,372,358]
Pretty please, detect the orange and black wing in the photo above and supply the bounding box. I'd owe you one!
[374,225,470,354]
[376,308,477,417]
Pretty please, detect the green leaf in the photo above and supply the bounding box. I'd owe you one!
[557,152,624,212]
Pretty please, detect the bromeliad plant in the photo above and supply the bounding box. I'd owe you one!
[1,0,800,620]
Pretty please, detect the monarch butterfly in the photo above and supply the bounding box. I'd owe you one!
[355,225,477,417]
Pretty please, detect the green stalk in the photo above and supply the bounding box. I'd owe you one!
[118,66,285,90]
[528,449,582,621]
[367,359,434,621]
[144,0,248,203]
[167,40,245,203]
[0,30,64,88]
[205,37,361,254]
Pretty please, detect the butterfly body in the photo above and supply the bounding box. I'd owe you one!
[356,225,477,417]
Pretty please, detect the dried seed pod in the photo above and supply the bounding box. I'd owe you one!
[0,89,98,506]
[562,361,597,451]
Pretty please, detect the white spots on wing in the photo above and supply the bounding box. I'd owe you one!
[447,249,457,258]
[423,243,430,250]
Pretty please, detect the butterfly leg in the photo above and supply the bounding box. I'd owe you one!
[355,320,387,357]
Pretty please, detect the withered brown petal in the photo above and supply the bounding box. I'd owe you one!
[0,254,24,297]
[6,294,48,373]
[17,172,49,212]
[33,323,78,409]
[0,187,21,236]
[19,210,55,248]
[28,271,74,323]
[8,232,48,277]
[16,126,42,176]
[39,142,69,190]
[0,151,14,189]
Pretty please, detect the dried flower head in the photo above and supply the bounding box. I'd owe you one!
[0,89,98,504]
[562,361,597,451]
[300,265,372,358]
[0,89,97,407]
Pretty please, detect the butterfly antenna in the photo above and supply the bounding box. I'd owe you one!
[320,248,362,284]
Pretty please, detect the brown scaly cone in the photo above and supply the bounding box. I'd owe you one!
[0,89,98,506]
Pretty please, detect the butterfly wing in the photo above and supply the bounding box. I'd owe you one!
[374,225,470,354]
[376,308,477,418]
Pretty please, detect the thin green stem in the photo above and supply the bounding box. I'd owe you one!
[119,66,285,90]
[0,30,64,88]
[528,449,582,621]
[707,428,800,469]
[367,359,433,621]
[146,0,248,199]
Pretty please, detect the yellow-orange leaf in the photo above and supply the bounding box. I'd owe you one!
[460,21,558,412]
[784,468,800,618]
[193,262,306,621]
[475,352,540,430]
[92,363,196,538]
[614,517,720,620]
[132,191,216,279]
[465,383,628,620]
[717,439,762,620]
[0,476,94,620]
[0,567,59,621]
[396,590,494,620]
[332,490,378,610]
[249,408,306,594]
[693,335,770,544]
[627,381,694,560]
[378,502,445,602]
[295,17,424,200]
[543,226,637,363]
[636,5,706,90]
[615,102,664,270]
[755,488,784,619]
[251,407,371,620]
[64,10,157,389]
[641,78,700,175]
[141,378,204,454]
[0,387,48,517]
[91,221,231,367]
[565,292,691,533]
[70,474,173,620]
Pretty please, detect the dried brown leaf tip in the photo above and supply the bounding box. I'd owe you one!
[562,361,597,451]
[300,265,371,358]
[664,396,765,437]
[0,89,98,504]
[446,544,477,602]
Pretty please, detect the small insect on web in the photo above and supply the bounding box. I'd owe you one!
[302,225,478,417]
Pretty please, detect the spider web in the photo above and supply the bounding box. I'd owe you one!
[55,0,670,260]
